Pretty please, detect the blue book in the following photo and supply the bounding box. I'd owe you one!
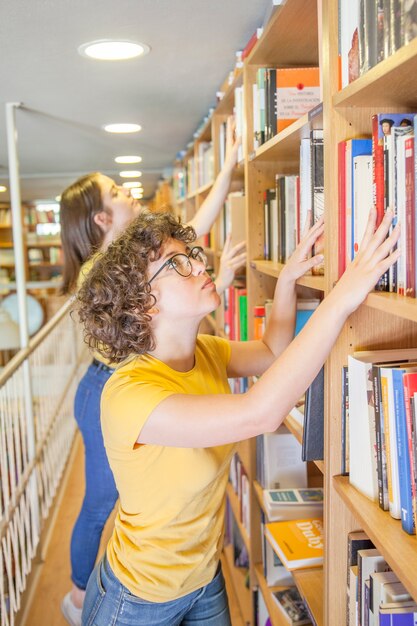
[392,369,416,535]
[380,609,417,625]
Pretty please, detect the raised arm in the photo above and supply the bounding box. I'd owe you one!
[188,117,239,237]
[213,234,246,295]
[138,208,400,448]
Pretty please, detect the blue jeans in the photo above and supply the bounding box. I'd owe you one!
[82,554,232,626]
[70,362,118,590]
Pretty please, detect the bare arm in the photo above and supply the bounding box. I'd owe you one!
[213,235,246,295]
[138,208,400,448]
[188,117,239,237]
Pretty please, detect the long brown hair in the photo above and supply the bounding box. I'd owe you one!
[77,211,196,363]
[60,173,106,294]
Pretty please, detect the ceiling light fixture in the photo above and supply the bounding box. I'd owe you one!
[131,189,144,199]
[115,155,142,164]
[0,186,7,192]
[104,123,141,134]
[78,40,150,61]
[119,170,142,178]
[122,181,142,189]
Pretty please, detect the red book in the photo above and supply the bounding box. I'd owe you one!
[338,140,347,278]
[405,136,416,298]
[372,114,385,229]
[402,372,417,528]
[241,28,262,60]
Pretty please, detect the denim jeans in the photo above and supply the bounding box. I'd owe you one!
[70,362,118,590]
[82,554,232,626]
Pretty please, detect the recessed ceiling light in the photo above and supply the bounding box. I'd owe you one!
[55,195,61,201]
[115,155,142,164]
[119,170,142,178]
[131,189,144,198]
[104,123,141,133]
[0,185,7,192]
[122,181,142,188]
[78,40,150,61]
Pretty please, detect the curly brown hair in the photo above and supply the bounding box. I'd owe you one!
[77,210,196,363]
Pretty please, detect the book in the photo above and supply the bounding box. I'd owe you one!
[302,366,324,462]
[275,67,321,133]
[346,531,375,626]
[379,603,417,624]
[357,548,390,626]
[256,425,308,490]
[263,487,323,521]
[311,129,325,275]
[256,589,272,626]
[271,587,311,625]
[392,367,417,534]
[265,518,324,570]
[262,534,294,587]
[369,571,403,625]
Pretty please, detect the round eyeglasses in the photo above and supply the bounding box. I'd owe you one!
[147,246,208,285]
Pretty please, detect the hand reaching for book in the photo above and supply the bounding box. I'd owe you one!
[332,207,400,314]
[281,212,324,283]
[214,235,246,295]
[223,115,241,171]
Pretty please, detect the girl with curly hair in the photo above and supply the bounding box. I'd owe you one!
[77,207,399,626]
[59,118,246,626]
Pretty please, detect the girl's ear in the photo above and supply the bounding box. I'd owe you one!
[93,210,113,232]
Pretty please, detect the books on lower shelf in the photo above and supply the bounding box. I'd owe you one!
[347,348,417,536]
[271,587,312,625]
[263,487,324,521]
[265,518,324,571]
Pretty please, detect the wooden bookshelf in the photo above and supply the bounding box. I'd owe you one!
[254,564,293,626]
[168,0,417,623]
[293,568,324,626]
[222,544,252,626]
[226,482,250,553]
[334,476,417,599]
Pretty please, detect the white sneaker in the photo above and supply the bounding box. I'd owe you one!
[61,592,82,626]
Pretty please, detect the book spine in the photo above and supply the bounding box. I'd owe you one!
[392,370,416,534]
[402,373,417,532]
[372,366,389,510]
[405,136,415,297]
[338,140,347,277]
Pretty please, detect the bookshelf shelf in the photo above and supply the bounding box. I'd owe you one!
[251,112,323,164]
[254,564,293,626]
[247,0,319,67]
[364,290,417,322]
[226,482,250,553]
[187,181,214,200]
[333,38,417,109]
[292,568,324,626]
[251,260,325,291]
[333,476,417,599]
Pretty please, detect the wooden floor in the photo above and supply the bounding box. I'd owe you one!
[22,433,245,626]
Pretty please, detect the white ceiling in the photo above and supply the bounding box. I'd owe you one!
[0,0,271,203]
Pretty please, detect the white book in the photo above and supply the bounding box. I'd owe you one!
[299,138,311,239]
[340,0,360,88]
[370,570,401,625]
[349,565,359,626]
[352,154,373,259]
[263,537,294,587]
[284,176,297,261]
[263,487,323,521]
[262,426,307,490]
[358,549,390,626]
[348,354,379,501]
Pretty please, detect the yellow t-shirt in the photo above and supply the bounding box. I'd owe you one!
[101,334,235,602]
